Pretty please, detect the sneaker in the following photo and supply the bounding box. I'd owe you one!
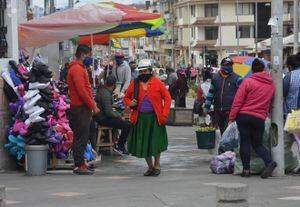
[73,165,94,175]
[261,161,277,179]
[24,89,39,100]
[23,94,42,111]
[113,146,129,156]
[29,82,50,90]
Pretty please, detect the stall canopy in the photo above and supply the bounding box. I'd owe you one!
[74,27,165,46]
[18,4,123,48]
[232,56,269,78]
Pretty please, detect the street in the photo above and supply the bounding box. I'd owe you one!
[0,124,300,207]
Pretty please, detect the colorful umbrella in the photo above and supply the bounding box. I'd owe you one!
[79,2,164,40]
[232,56,270,78]
[18,4,123,48]
[74,27,165,46]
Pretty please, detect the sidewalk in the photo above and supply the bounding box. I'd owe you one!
[0,125,300,207]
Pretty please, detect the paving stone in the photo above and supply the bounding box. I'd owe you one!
[217,200,249,207]
[217,183,248,201]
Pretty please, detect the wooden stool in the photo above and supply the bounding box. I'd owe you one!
[96,126,114,155]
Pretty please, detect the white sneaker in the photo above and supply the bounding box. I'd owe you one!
[25,106,41,115]
[24,89,39,100]
[25,115,45,125]
[29,107,45,118]
[29,82,50,90]
[23,94,42,111]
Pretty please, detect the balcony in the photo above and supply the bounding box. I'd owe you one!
[192,17,217,26]
[192,40,217,49]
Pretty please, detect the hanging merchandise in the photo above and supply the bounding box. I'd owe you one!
[4,61,74,162]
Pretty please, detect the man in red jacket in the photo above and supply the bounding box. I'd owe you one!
[67,45,100,175]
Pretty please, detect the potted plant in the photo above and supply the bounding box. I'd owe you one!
[195,125,216,149]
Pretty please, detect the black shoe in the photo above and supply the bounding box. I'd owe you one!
[261,161,277,179]
[152,168,161,177]
[113,146,129,156]
[144,169,154,176]
[241,170,251,178]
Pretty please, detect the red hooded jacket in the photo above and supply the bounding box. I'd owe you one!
[229,71,275,121]
[67,60,96,110]
[124,77,171,125]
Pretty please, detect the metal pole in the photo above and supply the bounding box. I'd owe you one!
[270,0,285,177]
[188,2,191,65]
[294,0,299,54]
[171,3,176,68]
[69,0,74,8]
[50,0,55,13]
[218,0,223,63]
[236,0,240,55]
[255,2,258,57]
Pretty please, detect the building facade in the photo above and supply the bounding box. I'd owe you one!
[167,0,294,67]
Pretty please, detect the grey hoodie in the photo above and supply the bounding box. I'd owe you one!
[112,61,131,93]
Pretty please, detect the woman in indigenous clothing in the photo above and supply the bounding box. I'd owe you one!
[124,62,171,177]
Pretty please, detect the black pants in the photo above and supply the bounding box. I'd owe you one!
[175,96,186,108]
[214,110,229,135]
[70,106,92,167]
[237,114,273,170]
[97,118,131,149]
[89,118,97,150]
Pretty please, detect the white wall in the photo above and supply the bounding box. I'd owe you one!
[0,0,19,171]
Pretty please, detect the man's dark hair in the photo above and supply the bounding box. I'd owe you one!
[203,70,212,81]
[129,61,136,65]
[286,54,300,70]
[105,75,117,87]
[252,58,265,73]
[75,45,91,59]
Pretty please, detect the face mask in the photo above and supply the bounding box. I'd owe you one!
[138,74,152,82]
[116,58,124,66]
[222,66,233,74]
[83,57,93,67]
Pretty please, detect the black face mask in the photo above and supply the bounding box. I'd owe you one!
[138,74,152,82]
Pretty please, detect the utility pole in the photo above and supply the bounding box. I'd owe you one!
[236,0,240,55]
[50,0,55,13]
[188,2,191,65]
[69,0,74,8]
[44,0,49,15]
[270,0,285,177]
[255,2,258,57]
[218,0,223,63]
[294,0,299,54]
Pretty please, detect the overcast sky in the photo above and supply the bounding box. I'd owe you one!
[34,0,144,7]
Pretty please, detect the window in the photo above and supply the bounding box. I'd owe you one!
[179,28,183,41]
[191,5,196,17]
[284,2,294,15]
[236,3,254,15]
[178,7,182,18]
[236,26,254,38]
[205,4,218,17]
[205,27,218,40]
[191,27,195,39]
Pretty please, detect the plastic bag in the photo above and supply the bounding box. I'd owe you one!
[284,110,300,135]
[219,122,240,151]
[210,151,236,174]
